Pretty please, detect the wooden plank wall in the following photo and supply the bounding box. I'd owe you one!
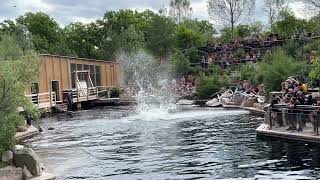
[26,55,123,99]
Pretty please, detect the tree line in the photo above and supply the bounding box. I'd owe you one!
[0,0,318,62]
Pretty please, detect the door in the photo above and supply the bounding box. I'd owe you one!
[51,81,60,101]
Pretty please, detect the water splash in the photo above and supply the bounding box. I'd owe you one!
[116,50,176,117]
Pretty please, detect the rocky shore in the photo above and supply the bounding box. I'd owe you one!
[1,125,56,180]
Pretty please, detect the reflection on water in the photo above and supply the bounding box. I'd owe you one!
[24,106,320,180]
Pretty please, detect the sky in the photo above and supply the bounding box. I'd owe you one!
[0,0,312,26]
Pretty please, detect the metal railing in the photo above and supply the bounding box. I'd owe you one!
[266,104,320,135]
[25,92,56,108]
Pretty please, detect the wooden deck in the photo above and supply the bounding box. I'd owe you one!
[256,123,320,143]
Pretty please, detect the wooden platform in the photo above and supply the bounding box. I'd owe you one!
[256,123,320,143]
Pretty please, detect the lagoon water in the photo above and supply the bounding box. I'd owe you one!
[25,106,320,179]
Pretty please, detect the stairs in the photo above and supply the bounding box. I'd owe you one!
[54,101,68,113]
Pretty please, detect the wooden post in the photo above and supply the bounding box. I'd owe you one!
[87,87,89,100]
[268,109,272,130]
[49,91,52,108]
[77,89,79,102]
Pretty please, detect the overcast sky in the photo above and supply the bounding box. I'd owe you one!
[0,0,310,26]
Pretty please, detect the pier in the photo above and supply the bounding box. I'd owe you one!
[256,104,320,143]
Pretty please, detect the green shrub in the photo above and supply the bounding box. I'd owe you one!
[256,50,306,94]
[196,73,226,99]
[0,35,39,155]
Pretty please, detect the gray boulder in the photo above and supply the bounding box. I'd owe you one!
[0,166,23,180]
[13,148,42,176]
[23,165,33,180]
[2,150,13,162]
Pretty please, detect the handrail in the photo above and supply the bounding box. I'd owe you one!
[25,91,56,108]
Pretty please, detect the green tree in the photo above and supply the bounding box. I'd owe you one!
[16,12,69,55]
[271,9,308,37]
[0,35,40,154]
[145,14,176,59]
[176,25,202,50]
[64,22,99,59]
[171,51,193,77]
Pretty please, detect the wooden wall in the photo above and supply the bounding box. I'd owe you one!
[26,54,123,101]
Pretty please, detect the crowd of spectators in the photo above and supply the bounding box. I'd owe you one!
[200,32,320,69]
[171,75,197,96]
[269,77,320,132]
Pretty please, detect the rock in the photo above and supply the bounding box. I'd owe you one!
[0,166,23,180]
[14,148,42,176]
[31,172,56,180]
[232,93,246,105]
[2,150,13,162]
[15,145,25,150]
[206,98,222,107]
[23,165,33,180]
[47,127,55,131]
[17,126,28,132]
[242,98,258,107]
[176,99,195,105]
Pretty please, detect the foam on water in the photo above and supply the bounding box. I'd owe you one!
[123,108,249,122]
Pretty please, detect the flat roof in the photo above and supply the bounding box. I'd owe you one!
[40,54,120,64]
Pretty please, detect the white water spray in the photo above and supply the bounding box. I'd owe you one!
[116,50,176,116]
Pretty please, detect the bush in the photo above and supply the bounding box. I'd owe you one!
[196,73,226,99]
[171,51,193,77]
[0,35,39,155]
[256,50,306,94]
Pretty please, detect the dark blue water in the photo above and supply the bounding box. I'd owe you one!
[25,106,320,179]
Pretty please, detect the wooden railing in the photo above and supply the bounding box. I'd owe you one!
[97,86,114,98]
[63,87,98,103]
[25,92,56,109]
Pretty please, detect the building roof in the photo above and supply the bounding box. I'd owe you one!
[40,54,120,64]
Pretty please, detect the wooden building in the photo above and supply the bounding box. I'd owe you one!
[25,54,122,109]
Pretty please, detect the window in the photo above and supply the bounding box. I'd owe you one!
[31,82,39,94]
[70,63,76,88]
[76,64,83,71]
[90,65,96,86]
[95,66,101,86]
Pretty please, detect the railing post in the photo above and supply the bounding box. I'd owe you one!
[316,112,319,136]
[49,92,52,107]
[268,108,272,130]
[37,93,40,108]
[87,87,89,100]
[281,108,287,127]
[77,89,79,102]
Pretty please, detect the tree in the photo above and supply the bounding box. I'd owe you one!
[176,25,203,50]
[0,20,17,35]
[0,35,40,154]
[169,0,193,23]
[271,9,308,37]
[145,14,176,59]
[16,12,67,54]
[265,0,285,27]
[207,0,255,37]
[64,22,99,59]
